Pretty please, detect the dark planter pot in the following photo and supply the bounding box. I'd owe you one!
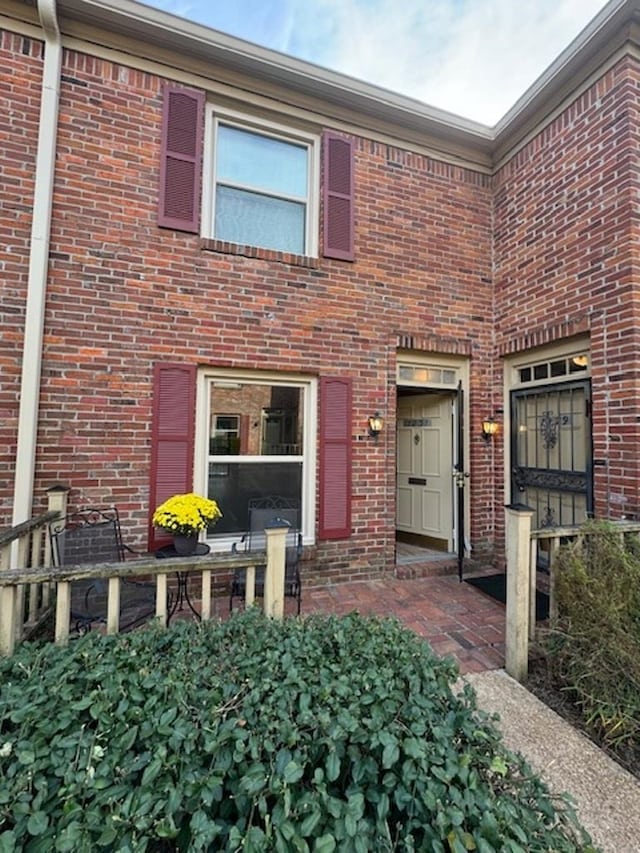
[173,533,199,556]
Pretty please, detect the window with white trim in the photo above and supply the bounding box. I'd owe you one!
[516,352,590,386]
[199,373,316,544]
[210,414,240,454]
[204,110,319,255]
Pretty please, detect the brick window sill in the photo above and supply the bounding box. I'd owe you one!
[200,239,319,269]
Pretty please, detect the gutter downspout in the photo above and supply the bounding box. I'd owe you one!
[11,0,62,529]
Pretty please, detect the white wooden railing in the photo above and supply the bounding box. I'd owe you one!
[0,486,71,650]
[0,509,61,651]
[0,505,290,658]
[504,506,640,681]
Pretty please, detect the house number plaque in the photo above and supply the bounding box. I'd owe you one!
[403,418,432,427]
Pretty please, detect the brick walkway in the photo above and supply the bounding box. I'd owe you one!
[303,574,506,675]
[180,566,507,676]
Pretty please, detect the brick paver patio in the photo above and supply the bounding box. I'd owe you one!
[303,574,506,675]
[182,562,506,676]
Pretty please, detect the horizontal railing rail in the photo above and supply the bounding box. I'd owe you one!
[1,519,291,657]
[0,551,264,587]
[531,519,640,540]
[0,551,266,655]
[0,511,60,549]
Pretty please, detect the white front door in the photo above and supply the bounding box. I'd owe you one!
[396,394,453,549]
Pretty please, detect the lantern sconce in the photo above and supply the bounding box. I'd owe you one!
[368,412,384,440]
[481,417,499,444]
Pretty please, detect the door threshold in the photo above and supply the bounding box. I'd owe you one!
[396,541,456,566]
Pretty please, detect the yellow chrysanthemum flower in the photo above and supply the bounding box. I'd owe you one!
[152,493,222,535]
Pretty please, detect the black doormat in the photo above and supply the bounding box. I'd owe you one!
[465,573,549,621]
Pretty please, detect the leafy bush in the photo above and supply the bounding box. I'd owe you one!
[540,520,640,768]
[0,611,593,852]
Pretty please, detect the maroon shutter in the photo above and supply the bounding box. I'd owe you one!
[148,363,197,550]
[239,415,250,454]
[318,377,352,539]
[158,85,204,233]
[322,131,355,261]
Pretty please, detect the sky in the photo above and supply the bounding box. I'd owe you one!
[144,0,612,126]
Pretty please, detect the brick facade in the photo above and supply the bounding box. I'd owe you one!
[494,56,640,520]
[1,31,42,507]
[2,1,639,578]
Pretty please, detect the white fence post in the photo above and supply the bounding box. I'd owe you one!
[156,574,168,627]
[45,485,69,567]
[0,587,17,657]
[45,485,69,610]
[201,570,212,621]
[54,581,71,646]
[505,503,534,682]
[264,520,289,619]
[548,535,560,624]
[107,577,121,634]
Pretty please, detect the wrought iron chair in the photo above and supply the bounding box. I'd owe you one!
[230,496,303,614]
[49,506,157,634]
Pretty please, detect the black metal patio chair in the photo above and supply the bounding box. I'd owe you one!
[49,506,157,634]
[230,496,303,614]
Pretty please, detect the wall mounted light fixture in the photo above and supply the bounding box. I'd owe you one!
[481,417,499,444]
[368,412,384,440]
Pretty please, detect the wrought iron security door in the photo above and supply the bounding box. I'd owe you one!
[510,380,593,529]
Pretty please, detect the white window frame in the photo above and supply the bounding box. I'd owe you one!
[194,368,317,551]
[212,414,240,443]
[202,106,320,257]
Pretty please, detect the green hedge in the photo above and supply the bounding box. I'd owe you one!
[0,611,593,852]
[547,520,640,763]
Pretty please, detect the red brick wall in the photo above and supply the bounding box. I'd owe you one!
[6,29,640,571]
[1,42,495,576]
[494,56,640,520]
[0,31,43,520]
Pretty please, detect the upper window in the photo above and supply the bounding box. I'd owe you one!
[159,87,354,259]
[204,111,319,255]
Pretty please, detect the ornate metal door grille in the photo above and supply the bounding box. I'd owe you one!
[510,380,593,529]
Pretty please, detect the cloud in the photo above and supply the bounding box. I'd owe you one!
[147,0,299,52]
[282,0,610,123]
[144,0,609,124]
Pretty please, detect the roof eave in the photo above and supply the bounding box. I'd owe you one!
[55,0,494,162]
[50,0,640,170]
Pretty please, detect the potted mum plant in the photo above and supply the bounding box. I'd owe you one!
[152,492,222,555]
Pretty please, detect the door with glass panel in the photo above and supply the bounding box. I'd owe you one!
[510,380,592,528]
